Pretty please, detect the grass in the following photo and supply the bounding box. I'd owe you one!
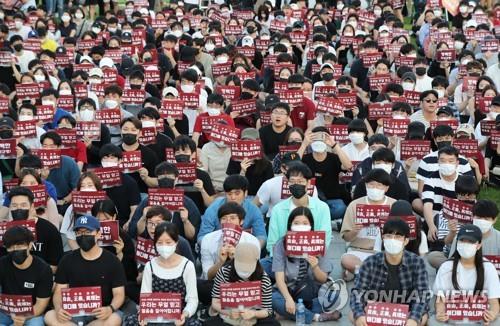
[478,186,500,230]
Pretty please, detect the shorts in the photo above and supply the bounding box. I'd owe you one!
[341,248,374,262]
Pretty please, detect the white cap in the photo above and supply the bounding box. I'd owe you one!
[320,62,334,71]
[192,31,204,39]
[79,55,93,64]
[242,36,254,47]
[355,30,367,36]
[290,3,299,9]
[89,67,103,78]
[162,86,179,98]
[465,19,477,28]
[99,57,114,68]
[379,25,390,33]
[139,8,149,16]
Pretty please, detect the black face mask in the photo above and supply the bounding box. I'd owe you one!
[240,92,254,100]
[122,133,137,145]
[289,184,307,199]
[9,249,28,265]
[13,44,23,52]
[158,177,175,189]
[337,88,350,93]
[436,140,452,149]
[36,27,46,37]
[11,209,29,221]
[247,26,256,34]
[288,141,302,146]
[462,199,476,205]
[0,129,13,139]
[415,67,427,76]
[76,234,96,252]
[279,77,288,82]
[130,84,142,90]
[322,73,334,81]
[143,57,152,62]
[469,72,481,77]
[175,154,191,163]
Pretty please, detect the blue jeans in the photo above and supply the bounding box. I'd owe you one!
[0,311,45,326]
[46,0,63,16]
[272,290,322,324]
[326,199,346,221]
[260,256,274,281]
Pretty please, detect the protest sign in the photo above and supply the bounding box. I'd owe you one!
[72,191,107,214]
[148,188,185,211]
[139,293,182,322]
[98,220,119,246]
[91,167,122,188]
[135,237,157,265]
[355,204,391,226]
[222,223,243,246]
[61,287,102,316]
[220,281,262,310]
[442,197,473,223]
[285,231,326,256]
[366,302,409,326]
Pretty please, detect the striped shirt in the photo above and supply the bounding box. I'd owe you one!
[211,264,273,313]
[422,171,457,215]
[416,151,474,182]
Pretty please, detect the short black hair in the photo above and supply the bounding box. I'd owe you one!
[437,145,459,159]
[272,102,290,115]
[368,134,389,147]
[155,162,179,177]
[419,90,438,101]
[432,125,454,139]
[473,199,498,219]
[286,162,313,180]
[138,107,160,120]
[146,205,173,222]
[207,93,224,106]
[173,135,196,153]
[223,174,249,192]
[8,186,34,205]
[455,175,479,195]
[372,147,395,163]
[217,202,246,221]
[382,218,410,238]
[364,168,392,186]
[40,131,62,147]
[19,154,42,169]
[154,222,179,243]
[99,144,123,159]
[392,102,412,115]
[3,226,35,248]
[120,116,142,129]
[348,118,368,134]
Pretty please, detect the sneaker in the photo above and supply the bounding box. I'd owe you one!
[331,220,342,232]
[318,310,342,321]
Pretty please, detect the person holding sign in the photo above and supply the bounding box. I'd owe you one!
[137,107,174,162]
[208,242,278,326]
[340,169,396,279]
[430,224,500,326]
[350,219,431,326]
[6,187,63,272]
[0,226,53,326]
[44,215,126,326]
[272,207,341,323]
[127,222,200,326]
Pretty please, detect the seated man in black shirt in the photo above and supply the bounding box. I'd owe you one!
[137,107,174,162]
[259,101,292,160]
[7,187,63,272]
[0,226,53,326]
[44,215,126,326]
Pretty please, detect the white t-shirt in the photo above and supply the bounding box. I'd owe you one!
[16,50,36,73]
[433,260,500,299]
[342,142,370,162]
[415,75,433,92]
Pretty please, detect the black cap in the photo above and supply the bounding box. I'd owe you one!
[265,94,280,107]
[292,21,304,29]
[281,152,301,165]
[457,224,482,243]
[389,200,413,216]
[0,117,15,129]
[122,32,132,40]
[491,95,500,106]
[242,79,260,92]
[179,46,197,62]
[437,106,454,117]
[382,219,410,237]
[56,46,66,54]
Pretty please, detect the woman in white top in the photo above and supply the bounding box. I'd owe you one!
[430,224,500,326]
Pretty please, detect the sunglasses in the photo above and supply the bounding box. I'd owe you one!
[424,99,437,103]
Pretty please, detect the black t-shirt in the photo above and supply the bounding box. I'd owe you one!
[33,217,64,267]
[163,115,190,139]
[55,249,126,306]
[122,144,160,193]
[259,124,292,160]
[181,169,216,214]
[87,124,111,166]
[226,159,274,196]
[350,58,369,92]
[302,153,345,199]
[0,255,53,303]
[146,133,173,162]
[103,229,138,282]
[385,261,402,292]
[58,22,77,37]
[106,173,142,226]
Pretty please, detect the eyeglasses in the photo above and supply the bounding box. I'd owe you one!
[424,99,437,103]
[147,221,160,228]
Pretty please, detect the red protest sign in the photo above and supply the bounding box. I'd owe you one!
[122,89,146,105]
[481,39,499,52]
[231,140,262,161]
[380,216,417,239]
[160,99,184,120]
[234,71,256,82]
[383,118,410,137]
[95,108,122,126]
[139,127,157,145]
[73,83,88,100]
[269,19,287,32]
[56,95,75,112]
[35,105,55,124]
[0,50,12,66]
[31,149,61,169]
[339,161,361,184]
[400,140,431,160]
[281,178,315,199]
[0,294,34,315]
[361,52,383,68]
[0,220,37,246]
[480,119,496,136]
[484,255,500,275]
[403,90,421,106]
[176,163,197,183]
[15,83,39,99]
[491,130,500,149]
[430,119,459,132]
[144,65,161,84]
[369,75,392,90]
[215,85,241,101]
[436,49,456,62]
[316,97,344,116]
[231,99,257,117]
[135,236,157,264]
[462,77,478,93]
[77,39,96,52]
[453,139,478,159]
[368,102,393,120]
[289,31,307,44]
[285,231,326,257]
[98,220,119,246]
[76,121,101,141]
[221,223,243,247]
[355,204,391,226]
[0,139,17,159]
[442,197,473,223]
[14,120,37,138]
[72,190,107,214]
[148,188,185,211]
[165,148,177,164]
[336,92,357,108]
[366,302,409,326]
[279,145,300,157]
[220,281,262,309]
[477,96,493,114]
[25,184,47,208]
[56,128,77,148]
[445,294,487,321]
[61,287,102,315]
[212,62,232,78]
[313,85,337,100]
[179,91,199,109]
[276,89,303,108]
[0,96,9,114]
[121,151,142,173]
[328,124,349,144]
[394,56,415,68]
[210,123,240,146]
[139,293,183,322]
[91,167,122,188]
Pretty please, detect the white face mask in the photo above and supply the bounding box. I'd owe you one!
[183,25,190,32]
[348,133,365,145]
[433,10,442,17]
[34,75,46,82]
[105,100,119,109]
[15,21,23,29]
[459,5,468,13]
[181,84,195,93]
[488,112,499,120]
[436,89,446,98]
[101,160,119,168]
[205,43,215,52]
[92,27,101,34]
[383,238,404,255]
[374,9,382,17]
[236,269,253,280]
[61,15,71,23]
[456,241,477,259]
[366,187,385,201]
[373,163,392,175]
[291,224,312,232]
[402,82,414,91]
[59,89,72,96]
[439,163,457,176]
[216,56,228,64]
[75,12,84,19]
[141,120,156,128]
[311,141,327,153]
[473,219,493,233]
[454,41,465,50]
[18,114,33,121]
[79,110,95,122]
[337,2,344,9]
[156,244,176,259]
[108,27,117,33]
[207,107,220,116]
[80,186,97,192]
[172,30,183,38]
[42,99,55,107]
[348,21,357,29]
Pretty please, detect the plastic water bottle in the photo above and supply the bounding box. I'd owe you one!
[296,298,306,325]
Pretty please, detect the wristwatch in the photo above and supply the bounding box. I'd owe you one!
[109,305,116,313]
